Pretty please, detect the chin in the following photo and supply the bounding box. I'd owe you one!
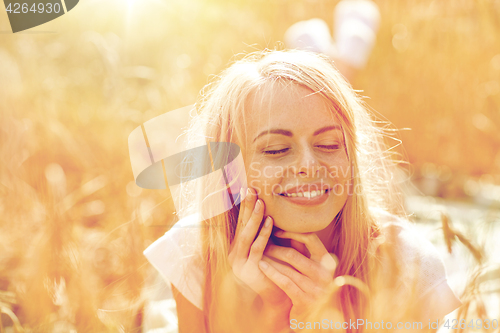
[272,214,333,233]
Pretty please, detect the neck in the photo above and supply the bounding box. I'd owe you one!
[315,218,338,253]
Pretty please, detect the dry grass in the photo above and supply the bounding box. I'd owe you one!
[0,0,499,331]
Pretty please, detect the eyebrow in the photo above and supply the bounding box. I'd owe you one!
[253,125,341,143]
[313,125,342,136]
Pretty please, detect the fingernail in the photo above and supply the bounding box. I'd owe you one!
[255,200,262,213]
[259,261,269,270]
[247,188,252,197]
[274,230,283,236]
[265,216,272,228]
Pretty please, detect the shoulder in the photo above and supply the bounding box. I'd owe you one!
[143,213,204,310]
[370,207,461,319]
[374,210,446,296]
[144,213,203,263]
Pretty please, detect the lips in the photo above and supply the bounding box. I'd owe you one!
[275,183,332,205]
[278,189,328,198]
[277,183,331,197]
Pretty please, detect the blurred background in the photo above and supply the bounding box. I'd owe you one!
[1,0,499,332]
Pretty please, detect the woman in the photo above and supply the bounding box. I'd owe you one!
[143,50,461,332]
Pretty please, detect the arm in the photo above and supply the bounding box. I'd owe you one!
[228,188,293,332]
[172,284,207,333]
[171,270,288,333]
[416,280,462,332]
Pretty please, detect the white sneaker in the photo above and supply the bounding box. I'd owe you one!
[334,0,380,69]
[284,18,337,58]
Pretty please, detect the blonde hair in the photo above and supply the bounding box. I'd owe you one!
[181,49,404,332]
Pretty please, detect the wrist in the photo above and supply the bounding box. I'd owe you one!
[260,301,291,332]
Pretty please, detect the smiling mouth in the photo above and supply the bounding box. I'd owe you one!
[278,189,330,198]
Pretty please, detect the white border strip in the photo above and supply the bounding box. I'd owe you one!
[61,0,68,13]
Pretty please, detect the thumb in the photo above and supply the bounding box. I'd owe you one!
[290,239,310,258]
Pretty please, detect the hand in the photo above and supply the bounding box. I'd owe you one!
[259,231,339,323]
[227,188,292,329]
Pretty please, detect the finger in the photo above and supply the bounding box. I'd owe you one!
[237,185,247,204]
[233,188,256,243]
[274,231,328,263]
[229,189,248,265]
[262,256,314,293]
[270,237,337,276]
[233,188,247,241]
[236,198,265,259]
[319,253,338,276]
[265,245,318,278]
[248,216,273,263]
[259,260,303,303]
[242,188,257,230]
[290,239,309,258]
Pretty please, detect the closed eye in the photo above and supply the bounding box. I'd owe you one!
[263,148,289,155]
[317,144,340,150]
[264,145,341,155]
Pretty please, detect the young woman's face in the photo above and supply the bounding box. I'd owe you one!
[242,82,351,233]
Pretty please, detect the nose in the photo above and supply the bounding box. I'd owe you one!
[293,146,320,178]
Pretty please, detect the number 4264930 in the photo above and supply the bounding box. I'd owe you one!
[5,3,62,14]
[443,318,499,330]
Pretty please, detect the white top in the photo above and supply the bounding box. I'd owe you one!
[144,211,461,319]
[144,213,205,309]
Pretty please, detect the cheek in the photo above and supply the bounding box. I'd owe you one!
[323,153,350,176]
[324,158,351,194]
[245,162,284,196]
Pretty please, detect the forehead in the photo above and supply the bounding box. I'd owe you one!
[245,82,339,137]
